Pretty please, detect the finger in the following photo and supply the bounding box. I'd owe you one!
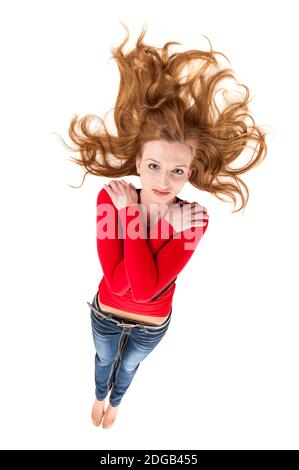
[192,205,209,213]
[182,203,198,211]
[190,211,209,222]
[192,220,208,227]
[193,202,205,209]
[193,212,209,220]
[118,180,132,189]
[111,180,125,190]
[193,215,209,222]
[190,201,207,210]
[193,205,208,214]
[103,184,111,192]
[125,182,137,191]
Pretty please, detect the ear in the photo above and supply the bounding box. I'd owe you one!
[188,167,194,179]
[135,154,141,174]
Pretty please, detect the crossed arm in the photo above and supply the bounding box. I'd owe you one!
[96,187,209,301]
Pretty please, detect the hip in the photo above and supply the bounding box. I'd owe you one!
[87,292,172,331]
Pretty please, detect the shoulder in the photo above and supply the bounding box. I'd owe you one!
[97,186,141,204]
[97,186,113,205]
[96,186,118,219]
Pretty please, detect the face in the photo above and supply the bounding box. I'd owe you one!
[135,140,194,204]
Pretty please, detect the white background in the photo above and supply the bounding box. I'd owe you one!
[0,0,298,450]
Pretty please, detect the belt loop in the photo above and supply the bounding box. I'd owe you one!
[116,322,137,328]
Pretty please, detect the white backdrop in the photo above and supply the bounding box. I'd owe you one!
[0,0,298,450]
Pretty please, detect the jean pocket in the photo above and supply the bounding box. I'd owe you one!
[90,310,118,336]
[87,300,114,328]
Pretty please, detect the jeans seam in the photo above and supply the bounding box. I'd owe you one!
[107,329,128,395]
[109,332,130,405]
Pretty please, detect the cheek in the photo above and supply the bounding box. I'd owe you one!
[175,178,187,190]
[141,169,151,178]
[141,168,156,180]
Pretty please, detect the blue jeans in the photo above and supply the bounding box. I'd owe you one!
[87,292,172,407]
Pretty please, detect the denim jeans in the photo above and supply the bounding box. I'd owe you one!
[87,292,172,407]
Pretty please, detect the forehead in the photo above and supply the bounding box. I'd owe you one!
[143,140,192,165]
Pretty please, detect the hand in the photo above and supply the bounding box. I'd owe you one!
[164,200,209,233]
[103,179,138,211]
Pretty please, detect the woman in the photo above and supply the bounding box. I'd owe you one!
[63,22,268,429]
[88,140,209,429]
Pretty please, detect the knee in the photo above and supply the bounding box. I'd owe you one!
[120,361,141,374]
[96,353,115,367]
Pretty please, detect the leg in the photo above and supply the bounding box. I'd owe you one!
[107,331,130,392]
[90,311,125,400]
[109,323,170,407]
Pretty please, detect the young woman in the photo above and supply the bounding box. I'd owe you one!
[63,22,268,429]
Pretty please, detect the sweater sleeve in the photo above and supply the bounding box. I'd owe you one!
[96,187,130,295]
[118,203,209,302]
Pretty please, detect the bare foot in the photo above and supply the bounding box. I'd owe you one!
[91,398,105,426]
[102,403,119,429]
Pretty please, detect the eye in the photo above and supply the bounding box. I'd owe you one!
[148,163,184,175]
[148,163,159,170]
[174,168,184,175]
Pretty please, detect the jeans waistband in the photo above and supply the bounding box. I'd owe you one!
[87,293,172,330]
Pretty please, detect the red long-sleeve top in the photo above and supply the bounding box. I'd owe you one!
[96,186,209,317]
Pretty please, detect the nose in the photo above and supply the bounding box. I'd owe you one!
[157,173,171,190]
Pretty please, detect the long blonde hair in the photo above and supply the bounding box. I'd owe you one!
[59,21,268,213]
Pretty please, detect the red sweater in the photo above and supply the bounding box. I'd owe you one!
[96,186,209,317]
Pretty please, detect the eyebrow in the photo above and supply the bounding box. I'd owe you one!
[146,158,189,169]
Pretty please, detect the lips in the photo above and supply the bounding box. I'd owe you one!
[153,189,171,196]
